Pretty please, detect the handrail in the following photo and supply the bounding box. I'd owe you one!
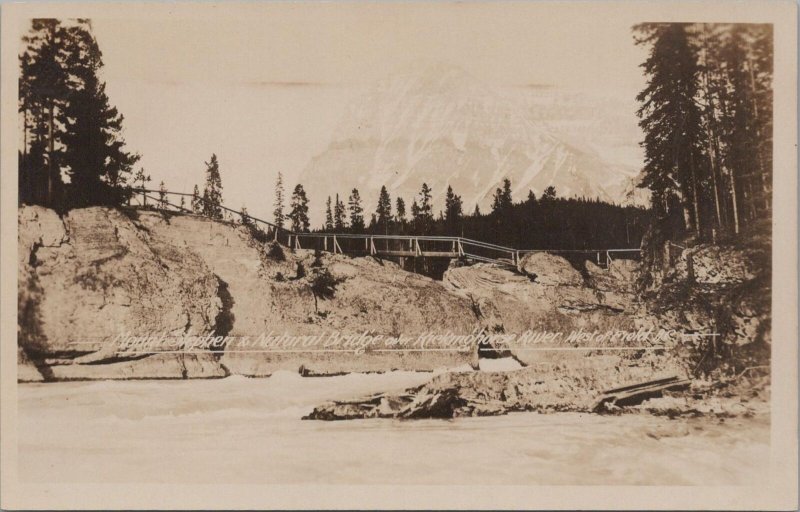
[516,248,640,254]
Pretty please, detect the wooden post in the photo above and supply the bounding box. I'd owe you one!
[333,235,338,254]
[324,236,328,252]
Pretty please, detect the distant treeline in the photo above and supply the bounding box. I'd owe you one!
[634,23,772,242]
[262,175,648,250]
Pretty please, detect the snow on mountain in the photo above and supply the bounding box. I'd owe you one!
[298,63,648,222]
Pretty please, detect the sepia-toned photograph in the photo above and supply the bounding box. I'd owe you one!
[0,1,796,510]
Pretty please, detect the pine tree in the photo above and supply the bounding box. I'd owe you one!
[191,184,202,213]
[324,196,334,230]
[133,167,151,206]
[491,178,513,213]
[415,183,434,234]
[19,19,69,206]
[19,19,139,207]
[289,184,310,232]
[333,193,347,230]
[635,23,707,238]
[410,199,420,231]
[395,197,407,226]
[444,185,463,232]
[60,21,140,207]
[719,24,771,225]
[201,154,223,219]
[375,186,392,232]
[542,186,557,200]
[273,172,285,229]
[348,188,365,232]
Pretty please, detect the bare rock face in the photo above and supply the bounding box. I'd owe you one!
[18,206,223,379]
[16,208,658,381]
[18,207,481,380]
[305,354,682,420]
[643,239,771,362]
[443,261,640,366]
[517,252,584,286]
[607,258,639,284]
[671,244,761,285]
[585,259,638,292]
[64,210,480,377]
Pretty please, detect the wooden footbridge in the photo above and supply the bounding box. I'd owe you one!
[131,189,640,268]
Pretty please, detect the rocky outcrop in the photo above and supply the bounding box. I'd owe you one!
[674,245,759,285]
[443,260,642,366]
[305,354,683,420]
[639,235,771,375]
[517,252,584,286]
[135,211,480,375]
[17,206,224,379]
[18,207,482,379]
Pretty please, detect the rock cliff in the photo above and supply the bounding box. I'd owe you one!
[18,206,482,379]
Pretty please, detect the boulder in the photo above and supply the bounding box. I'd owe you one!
[517,252,583,286]
[305,354,684,420]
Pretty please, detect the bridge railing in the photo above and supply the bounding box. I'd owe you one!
[459,238,518,265]
[287,232,521,266]
[289,233,463,259]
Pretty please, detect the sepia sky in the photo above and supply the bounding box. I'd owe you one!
[88,3,650,222]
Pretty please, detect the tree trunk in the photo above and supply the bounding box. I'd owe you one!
[746,56,770,213]
[689,151,702,238]
[700,31,724,231]
[717,88,740,234]
[47,103,54,206]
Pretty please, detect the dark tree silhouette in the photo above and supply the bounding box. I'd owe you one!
[273,171,285,229]
[289,184,310,232]
[19,19,139,208]
[348,188,365,232]
[201,154,223,219]
[375,186,392,233]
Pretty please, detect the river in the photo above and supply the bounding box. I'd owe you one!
[17,370,769,486]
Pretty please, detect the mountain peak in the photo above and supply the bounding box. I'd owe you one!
[300,65,645,224]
